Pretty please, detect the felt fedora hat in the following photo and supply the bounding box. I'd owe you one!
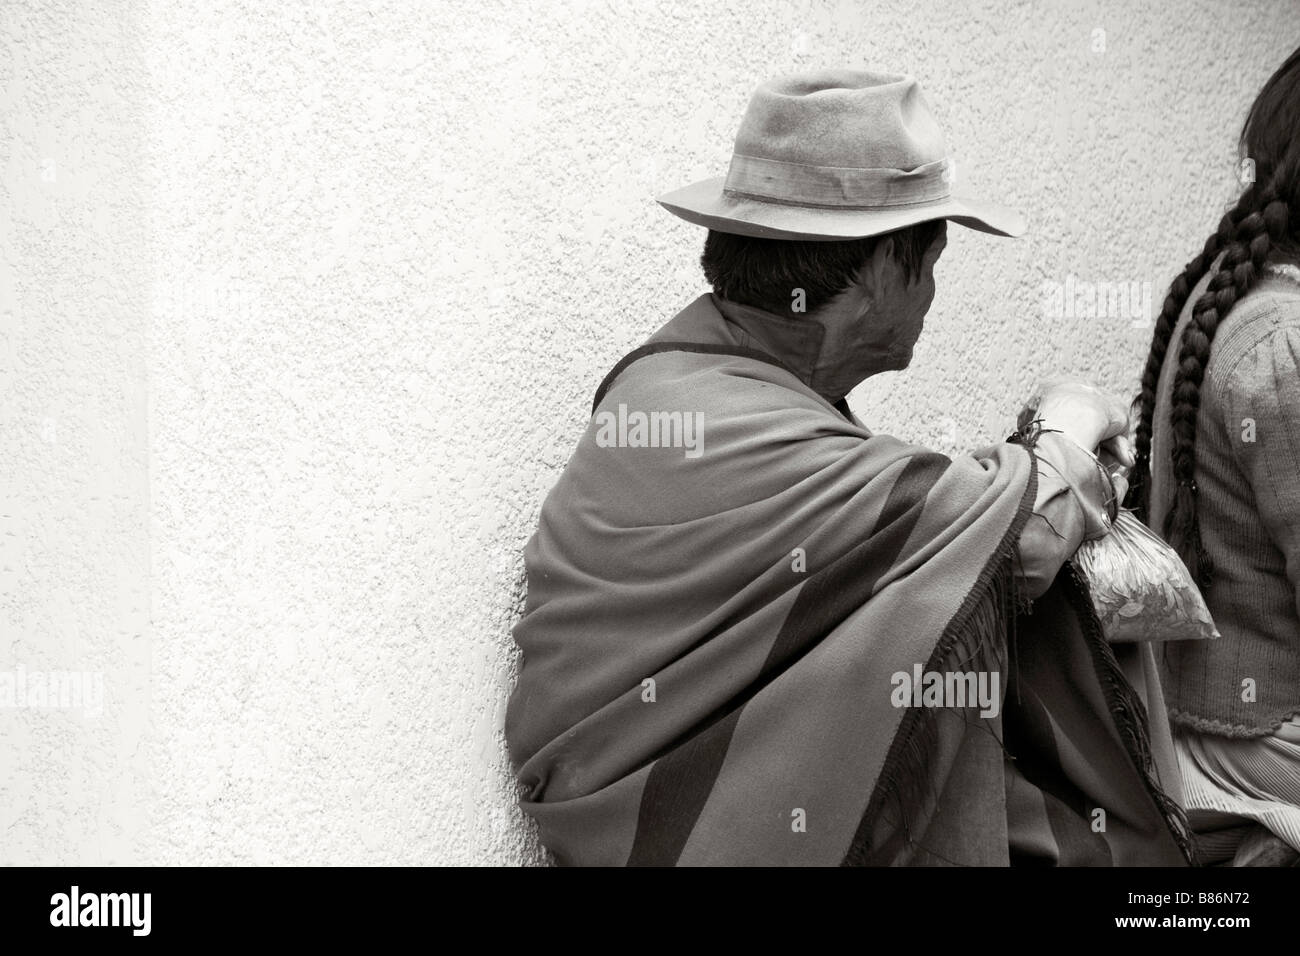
[658,69,1025,241]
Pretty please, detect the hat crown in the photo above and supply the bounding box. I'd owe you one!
[732,70,948,172]
[653,67,1025,241]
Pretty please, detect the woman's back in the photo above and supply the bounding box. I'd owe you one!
[1150,262,1300,736]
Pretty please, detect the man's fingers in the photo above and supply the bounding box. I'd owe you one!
[1110,471,1130,509]
[1097,395,1131,442]
[1100,434,1135,469]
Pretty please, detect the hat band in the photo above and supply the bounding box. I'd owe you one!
[723,153,952,209]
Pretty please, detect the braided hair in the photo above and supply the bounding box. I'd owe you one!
[1126,45,1300,586]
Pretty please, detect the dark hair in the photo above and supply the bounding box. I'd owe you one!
[1127,44,1300,585]
[700,218,946,316]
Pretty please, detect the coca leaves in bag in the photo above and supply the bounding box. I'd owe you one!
[1073,511,1220,643]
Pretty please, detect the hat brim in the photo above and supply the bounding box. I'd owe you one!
[657,176,1026,240]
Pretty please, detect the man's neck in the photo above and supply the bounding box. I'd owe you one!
[711,295,895,404]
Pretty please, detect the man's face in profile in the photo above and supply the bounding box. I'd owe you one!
[850,222,948,374]
[895,223,949,363]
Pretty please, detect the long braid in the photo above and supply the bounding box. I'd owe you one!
[1126,198,1254,522]
[1162,157,1297,585]
[1129,40,1300,581]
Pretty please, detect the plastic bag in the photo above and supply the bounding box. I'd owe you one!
[1073,511,1220,643]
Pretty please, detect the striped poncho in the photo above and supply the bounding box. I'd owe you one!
[505,296,1192,866]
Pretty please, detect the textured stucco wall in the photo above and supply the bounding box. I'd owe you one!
[2,0,1296,864]
[1,1,151,864]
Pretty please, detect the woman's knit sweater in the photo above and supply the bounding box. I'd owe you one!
[1150,259,1300,737]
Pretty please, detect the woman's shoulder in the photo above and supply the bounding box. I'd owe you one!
[1206,264,1300,392]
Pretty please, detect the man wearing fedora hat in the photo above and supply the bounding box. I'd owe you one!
[506,70,1192,866]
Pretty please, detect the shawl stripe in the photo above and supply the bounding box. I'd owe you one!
[626,451,951,865]
[626,710,744,866]
[759,453,951,675]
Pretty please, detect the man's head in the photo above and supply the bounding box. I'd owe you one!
[659,69,1021,398]
[701,218,948,379]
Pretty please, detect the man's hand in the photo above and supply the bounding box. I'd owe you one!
[1025,379,1134,504]
[1031,379,1134,469]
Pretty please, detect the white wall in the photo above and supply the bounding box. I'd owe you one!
[1,0,1294,864]
[1,0,152,864]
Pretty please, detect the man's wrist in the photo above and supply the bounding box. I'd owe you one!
[1032,431,1120,535]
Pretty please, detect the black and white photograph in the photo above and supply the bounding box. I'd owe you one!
[2,0,1299,935]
